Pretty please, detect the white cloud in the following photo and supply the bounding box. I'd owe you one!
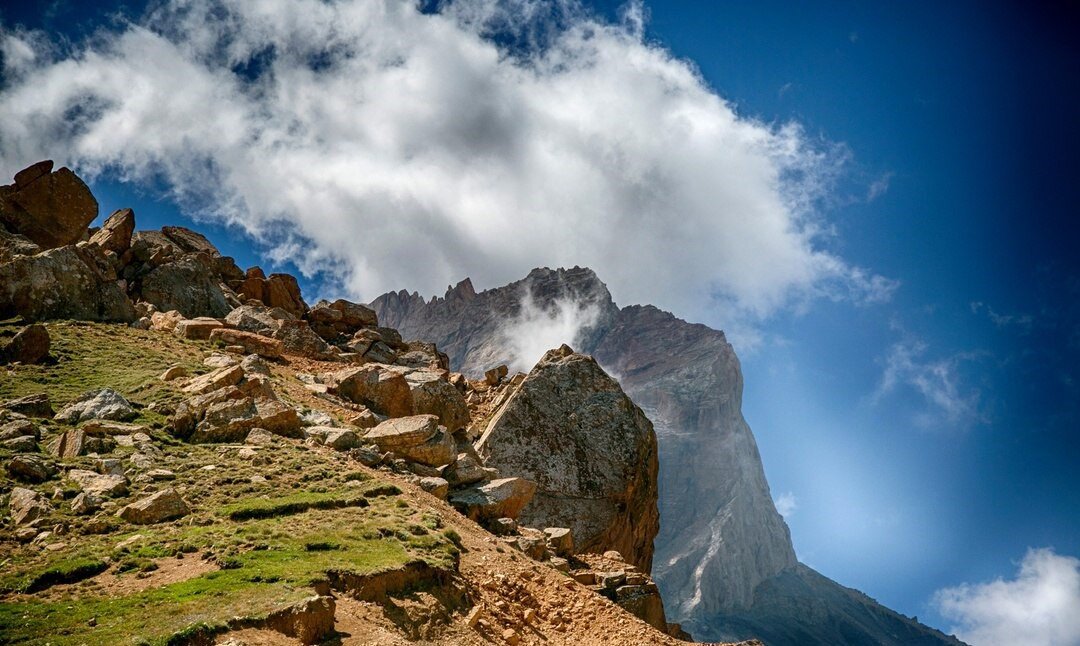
[774,491,797,519]
[934,548,1080,646]
[0,0,892,332]
[867,171,893,201]
[500,292,599,373]
[873,338,985,428]
[970,301,1034,333]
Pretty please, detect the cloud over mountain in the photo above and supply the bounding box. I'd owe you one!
[0,0,893,331]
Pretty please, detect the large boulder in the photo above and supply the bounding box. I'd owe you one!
[363,414,455,466]
[0,224,40,262]
[447,477,537,521]
[209,328,284,358]
[235,273,307,318]
[8,486,52,526]
[0,161,97,249]
[224,304,289,334]
[6,455,56,483]
[55,389,137,424]
[331,365,413,417]
[476,345,659,571]
[1,393,54,418]
[67,468,128,497]
[88,208,135,254]
[118,488,189,524]
[404,369,469,432]
[139,253,231,318]
[0,324,50,364]
[272,319,334,359]
[0,245,135,322]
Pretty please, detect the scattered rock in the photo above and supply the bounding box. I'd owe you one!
[419,476,449,499]
[139,253,231,318]
[448,477,537,521]
[544,527,575,557]
[175,317,224,340]
[209,328,284,358]
[363,415,454,466]
[405,369,470,433]
[150,309,184,333]
[484,364,508,386]
[441,452,489,487]
[67,469,128,497]
[55,388,137,424]
[6,455,55,483]
[245,428,276,446]
[88,208,135,254]
[159,364,189,381]
[331,365,413,417]
[8,486,52,526]
[2,393,54,417]
[0,323,50,364]
[182,364,244,395]
[322,428,360,450]
[118,487,189,524]
[70,492,101,515]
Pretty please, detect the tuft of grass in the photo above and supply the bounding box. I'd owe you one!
[218,491,369,520]
[11,557,109,593]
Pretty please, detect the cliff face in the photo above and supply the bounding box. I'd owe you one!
[371,267,967,646]
[372,267,797,615]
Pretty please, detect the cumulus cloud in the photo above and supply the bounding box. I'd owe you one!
[934,548,1080,646]
[500,292,599,373]
[873,338,986,428]
[0,0,892,331]
[774,491,797,519]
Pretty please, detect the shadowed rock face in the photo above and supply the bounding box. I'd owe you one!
[372,267,963,645]
[477,344,659,571]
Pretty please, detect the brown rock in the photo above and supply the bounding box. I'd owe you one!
[447,477,536,521]
[175,317,223,340]
[150,310,184,332]
[0,163,97,249]
[363,414,437,452]
[405,369,470,433]
[182,364,244,395]
[6,455,55,483]
[159,365,188,381]
[0,245,135,322]
[331,365,413,417]
[67,468,128,497]
[118,487,189,524]
[0,324,50,364]
[477,346,659,571]
[8,486,52,526]
[1,393,53,418]
[419,476,449,499]
[273,319,334,359]
[88,208,135,254]
[209,328,284,358]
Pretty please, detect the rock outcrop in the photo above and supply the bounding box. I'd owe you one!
[0,160,97,249]
[476,344,659,571]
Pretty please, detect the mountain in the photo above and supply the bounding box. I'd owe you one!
[372,266,966,645]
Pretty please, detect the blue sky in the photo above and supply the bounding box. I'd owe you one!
[2,0,1078,640]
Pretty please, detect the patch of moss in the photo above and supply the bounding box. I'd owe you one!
[4,557,109,593]
[219,490,370,520]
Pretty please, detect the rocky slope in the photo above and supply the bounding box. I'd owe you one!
[0,161,730,645]
[372,268,967,645]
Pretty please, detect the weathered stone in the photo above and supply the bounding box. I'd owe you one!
[55,389,137,424]
[2,436,37,452]
[0,245,135,322]
[332,365,413,417]
[0,163,97,249]
[477,346,658,570]
[78,420,147,436]
[88,208,135,254]
[118,487,189,524]
[150,310,184,333]
[441,452,488,487]
[448,477,537,521]
[50,428,88,458]
[67,468,128,497]
[8,486,52,526]
[175,317,223,340]
[159,365,188,381]
[182,364,244,395]
[273,319,334,359]
[544,527,575,557]
[70,492,101,515]
[209,328,284,358]
[245,427,276,446]
[203,352,239,369]
[6,455,55,483]
[0,324,50,364]
[1,393,53,418]
[139,253,231,318]
[0,418,38,441]
[363,415,437,453]
[254,399,301,438]
[419,476,449,499]
[484,364,508,386]
[322,428,360,450]
[405,369,470,433]
[190,397,259,443]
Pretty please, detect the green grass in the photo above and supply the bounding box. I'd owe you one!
[218,490,371,520]
[0,320,207,416]
[0,502,459,645]
[3,556,109,594]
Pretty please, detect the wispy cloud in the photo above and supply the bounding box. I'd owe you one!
[934,548,1080,646]
[873,338,986,428]
[499,291,600,374]
[774,491,797,519]
[970,301,1034,333]
[867,171,893,201]
[0,0,891,335]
